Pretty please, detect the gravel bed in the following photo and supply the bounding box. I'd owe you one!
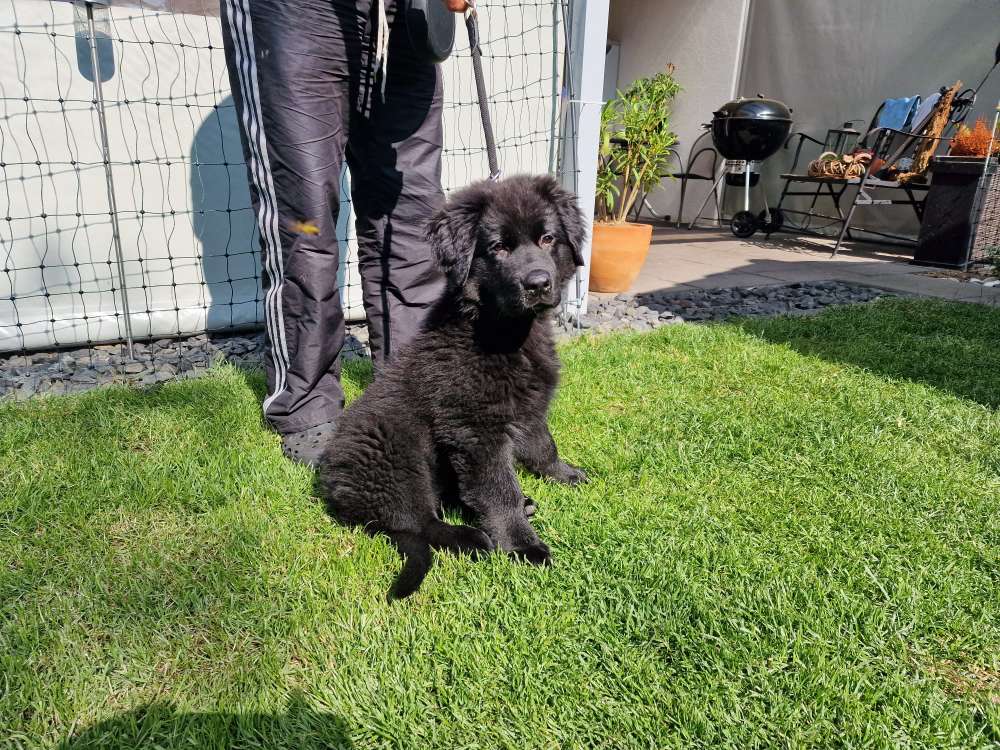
[0,325,370,401]
[3,281,892,400]
[557,280,895,334]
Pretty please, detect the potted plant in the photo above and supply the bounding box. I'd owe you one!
[590,65,680,292]
[949,117,1000,160]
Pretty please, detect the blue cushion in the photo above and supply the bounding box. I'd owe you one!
[877,96,922,132]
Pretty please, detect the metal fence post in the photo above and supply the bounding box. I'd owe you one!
[559,0,608,320]
[85,0,135,358]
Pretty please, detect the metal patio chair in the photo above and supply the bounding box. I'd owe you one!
[670,130,722,228]
[630,131,721,226]
[830,91,953,256]
[772,92,949,255]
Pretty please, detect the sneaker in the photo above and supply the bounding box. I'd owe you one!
[281,420,338,468]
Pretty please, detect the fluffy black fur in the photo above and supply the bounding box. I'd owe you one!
[319,174,588,599]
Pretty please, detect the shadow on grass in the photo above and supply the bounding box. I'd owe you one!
[58,694,353,749]
[737,298,1000,409]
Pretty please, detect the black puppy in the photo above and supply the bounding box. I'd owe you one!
[318,175,587,598]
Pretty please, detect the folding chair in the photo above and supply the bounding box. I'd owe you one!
[772,93,947,255]
[771,126,861,239]
[831,91,947,256]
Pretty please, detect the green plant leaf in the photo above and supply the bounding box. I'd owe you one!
[595,66,682,223]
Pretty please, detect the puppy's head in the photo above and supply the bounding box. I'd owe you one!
[427,175,586,317]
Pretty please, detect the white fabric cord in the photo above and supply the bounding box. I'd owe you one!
[375,0,389,95]
[224,0,291,414]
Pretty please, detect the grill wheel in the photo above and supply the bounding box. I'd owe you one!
[731,210,758,238]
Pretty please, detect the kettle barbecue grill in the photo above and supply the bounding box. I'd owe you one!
[693,95,794,237]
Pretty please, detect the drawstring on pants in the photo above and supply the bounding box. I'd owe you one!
[374,0,389,96]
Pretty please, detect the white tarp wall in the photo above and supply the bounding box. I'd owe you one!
[608,0,1000,235]
[741,0,1000,238]
[0,0,565,352]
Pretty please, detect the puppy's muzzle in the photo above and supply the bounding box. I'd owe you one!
[522,269,555,307]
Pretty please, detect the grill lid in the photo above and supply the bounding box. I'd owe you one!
[713,95,792,122]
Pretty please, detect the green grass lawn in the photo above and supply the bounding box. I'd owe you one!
[2,298,999,749]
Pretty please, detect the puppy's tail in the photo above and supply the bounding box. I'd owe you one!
[386,521,495,600]
[386,532,433,600]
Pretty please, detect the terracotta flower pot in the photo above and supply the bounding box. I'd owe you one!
[588,222,653,293]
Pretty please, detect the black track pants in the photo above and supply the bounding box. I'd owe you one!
[220,0,446,435]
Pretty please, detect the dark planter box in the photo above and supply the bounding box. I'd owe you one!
[913,156,995,269]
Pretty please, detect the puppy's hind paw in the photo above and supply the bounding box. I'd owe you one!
[446,524,496,562]
[549,461,588,486]
[510,540,552,567]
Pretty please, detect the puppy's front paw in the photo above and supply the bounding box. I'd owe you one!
[510,540,551,566]
[549,461,588,486]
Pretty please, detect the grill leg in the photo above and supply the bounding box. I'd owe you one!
[761,189,776,239]
[744,164,751,213]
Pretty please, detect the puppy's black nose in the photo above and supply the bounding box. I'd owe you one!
[523,270,552,295]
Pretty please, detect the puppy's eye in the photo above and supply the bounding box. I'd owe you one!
[539,233,555,247]
[490,241,509,255]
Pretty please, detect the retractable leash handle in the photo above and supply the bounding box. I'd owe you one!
[465,0,501,181]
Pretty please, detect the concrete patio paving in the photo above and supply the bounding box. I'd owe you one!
[625,227,1000,306]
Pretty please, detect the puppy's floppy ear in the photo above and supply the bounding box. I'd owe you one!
[427,211,470,286]
[427,184,489,286]
[535,175,587,267]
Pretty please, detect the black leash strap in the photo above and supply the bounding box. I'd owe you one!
[465,1,501,180]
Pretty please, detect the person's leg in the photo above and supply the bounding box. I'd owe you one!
[220,0,361,445]
[347,1,447,367]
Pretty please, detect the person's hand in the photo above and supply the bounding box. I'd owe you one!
[442,0,469,11]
